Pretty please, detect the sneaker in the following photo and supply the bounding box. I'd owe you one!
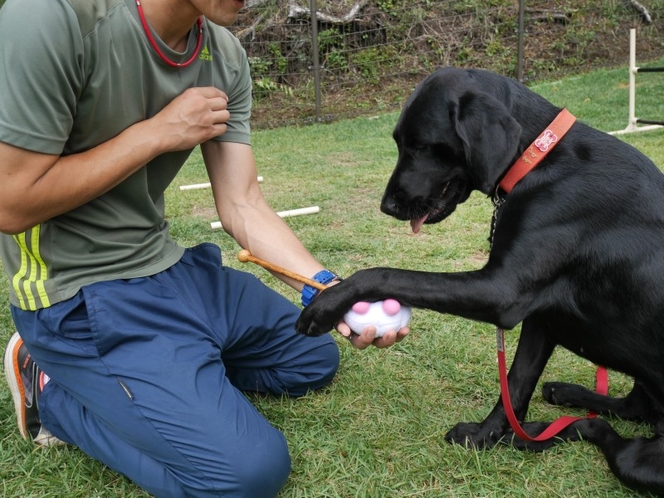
[3,332,64,446]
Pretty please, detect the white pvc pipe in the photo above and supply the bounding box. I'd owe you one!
[275,206,320,218]
[628,28,637,130]
[211,206,320,230]
[180,177,263,190]
[609,29,663,135]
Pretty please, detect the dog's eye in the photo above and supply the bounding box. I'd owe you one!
[431,143,457,158]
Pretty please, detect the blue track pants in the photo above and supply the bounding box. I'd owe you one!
[11,243,340,497]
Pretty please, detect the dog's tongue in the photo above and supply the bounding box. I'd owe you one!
[410,214,428,234]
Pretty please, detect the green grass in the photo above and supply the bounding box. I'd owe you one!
[3,60,664,497]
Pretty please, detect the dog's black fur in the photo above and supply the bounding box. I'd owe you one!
[296,67,664,494]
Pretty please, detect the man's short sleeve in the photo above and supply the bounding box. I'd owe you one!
[0,0,84,154]
[206,25,253,146]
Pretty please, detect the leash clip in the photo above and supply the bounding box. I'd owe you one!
[489,187,507,247]
[491,186,506,209]
[496,327,505,352]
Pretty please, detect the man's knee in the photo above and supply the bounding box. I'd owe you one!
[312,335,340,388]
[286,334,339,396]
[222,429,291,498]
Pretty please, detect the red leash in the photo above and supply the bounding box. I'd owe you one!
[497,328,608,441]
[495,109,609,441]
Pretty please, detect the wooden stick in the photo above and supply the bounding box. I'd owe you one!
[237,249,327,290]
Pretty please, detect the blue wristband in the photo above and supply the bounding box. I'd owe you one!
[301,269,338,307]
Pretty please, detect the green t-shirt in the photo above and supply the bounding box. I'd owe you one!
[0,0,253,310]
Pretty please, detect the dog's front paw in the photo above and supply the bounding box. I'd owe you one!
[295,313,330,337]
[296,282,354,337]
[444,421,505,449]
[296,303,336,337]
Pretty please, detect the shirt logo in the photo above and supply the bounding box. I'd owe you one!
[199,45,213,62]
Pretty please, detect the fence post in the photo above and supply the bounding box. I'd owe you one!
[517,0,525,81]
[309,0,322,122]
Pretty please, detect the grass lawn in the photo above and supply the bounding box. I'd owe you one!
[2,61,664,497]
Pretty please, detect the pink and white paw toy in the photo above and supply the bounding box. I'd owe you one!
[343,299,412,337]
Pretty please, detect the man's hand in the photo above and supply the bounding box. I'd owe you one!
[335,321,410,350]
[152,87,231,151]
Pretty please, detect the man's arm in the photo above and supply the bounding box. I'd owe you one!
[202,140,325,291]
[202,140,409,348]
[0,88,230,235]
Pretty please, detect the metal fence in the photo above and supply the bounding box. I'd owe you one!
[231,0,664,129]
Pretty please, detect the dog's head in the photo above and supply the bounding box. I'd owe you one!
[381,68,522,233]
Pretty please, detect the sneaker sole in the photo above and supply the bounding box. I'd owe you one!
[3,333,29,440]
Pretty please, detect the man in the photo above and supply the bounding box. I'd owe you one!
[0,0,408,496]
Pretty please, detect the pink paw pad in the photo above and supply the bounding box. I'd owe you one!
[351,301,371,314]
[382,298,401,316]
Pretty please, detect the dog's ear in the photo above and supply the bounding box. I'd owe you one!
[453,91,522,195]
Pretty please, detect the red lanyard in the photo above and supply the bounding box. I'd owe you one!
[136,0,203,68]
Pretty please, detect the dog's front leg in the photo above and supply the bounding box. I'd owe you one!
[296,267,522,337]
[445,319,556,449]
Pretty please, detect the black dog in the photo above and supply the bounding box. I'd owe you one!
[296,67,664,494]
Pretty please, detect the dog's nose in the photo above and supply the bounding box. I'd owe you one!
[380,195,399,217]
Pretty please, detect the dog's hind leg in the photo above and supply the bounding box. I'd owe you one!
[512,418,664,494]
[569,417,664,495]
[542,378,660,425]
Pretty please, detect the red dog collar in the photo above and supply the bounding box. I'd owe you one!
[499,109,576,194]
